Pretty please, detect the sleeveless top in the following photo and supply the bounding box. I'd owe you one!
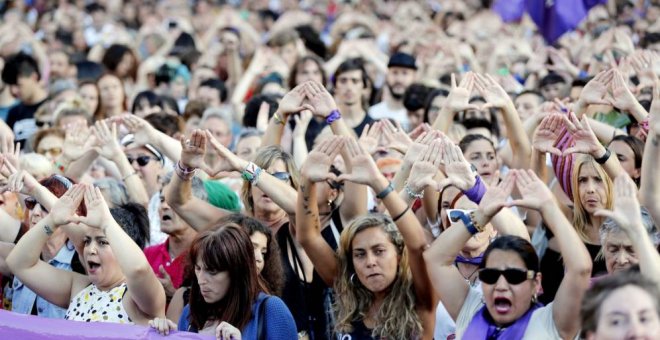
[65,282,132,324]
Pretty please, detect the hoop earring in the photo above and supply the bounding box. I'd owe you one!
[531,293,538,304]
[350,273,357,285]
[327,199,333,206]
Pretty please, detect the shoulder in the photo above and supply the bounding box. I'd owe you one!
[260,294,296,331]
[524,303,561,339]
[455,287,485,336]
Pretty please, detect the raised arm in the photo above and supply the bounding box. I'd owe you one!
[296,137,345,286]
[164,130,231,230]
[261,83,310,147]
[123,114,183,163]
[509,170,591,340]
[80,185,165,319]
[596,174,660,288]
[339,138,437,312]
[640,80,660,222]
[6,185,90,309]
[610,69,648,123]
[432,73,477,133]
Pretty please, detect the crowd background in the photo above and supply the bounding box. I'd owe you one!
[0,0,660,339]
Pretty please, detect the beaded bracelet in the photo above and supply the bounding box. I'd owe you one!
[403,182,424,200]
[175,161,197,181]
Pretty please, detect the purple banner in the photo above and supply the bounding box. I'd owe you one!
[526,0,608,43]
[493,0,526,22]
[0,310,212,340]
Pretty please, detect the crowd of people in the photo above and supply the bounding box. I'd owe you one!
[0,0,660,339]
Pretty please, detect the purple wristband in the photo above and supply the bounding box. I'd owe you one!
[326,109,341,124]
[463,175,486,204]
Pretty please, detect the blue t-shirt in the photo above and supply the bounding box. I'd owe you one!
[178,292,297,339]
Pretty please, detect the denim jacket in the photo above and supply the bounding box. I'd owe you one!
[8,240,76,318]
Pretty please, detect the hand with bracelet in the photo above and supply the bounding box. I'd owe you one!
[436,141,479,193]
[300,136,345,183]
[178,129,213,179]
[562,111,609,160]
[405,140,443,201]
[469,172,517,234]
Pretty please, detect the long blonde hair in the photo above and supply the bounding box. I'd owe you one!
[571,155,613,242]
[334,214,422,339]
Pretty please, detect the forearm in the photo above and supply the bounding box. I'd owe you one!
[531,149,549,183]
[339,180,368,222]
[490,208,530,241]
[328,117,354,138]
[6,217,52,274]
[113,155,150,206]
[628,225,660,286]
[502,103,532,169]
[376,176,427,252]
[595,145,625,180]
[105,221,151,276]
[588,118,625,144]
[64,150,99,181]
[150,132,183,164]
[0,242,15,276]
[640,135,660,219]
[292,136,308,169]
[391,161,412,192]
[261,113,286,147]
[226,51,243,90]
[231,68,259,107]
[431,107,455,133]
[255,173,298,215]
[627,102,649,123]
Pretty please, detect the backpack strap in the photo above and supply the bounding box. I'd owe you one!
[257,296,270,340]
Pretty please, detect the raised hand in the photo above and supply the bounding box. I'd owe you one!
[61,122,94,162]
[6,170,40,196]
[610,69,640,112]
[0,135,20,170]
[149,318,178,336]
[337,138,381,187]
[123,114,159,147]
[358,122,381,156]
[508,169,555,211]
[49,184,86,227]
[403,130,441,165]
[0,154,18,183]
[304,81,337,118]
[292,109,313,139]
[474,73,511,109]
[91,120,121,160]
[179,129,207,169]
[546,47,580,78]
[301,136,345,183]
[408,123,431,140]
[532,114,564,156]
[579,69,613,105]
[407,140,443,193]
[562,112,603,157]
[205,130,247,175]
[445,72,478,112]
[279,83,311,116]
[594,174,643,231]
[436,141,477,191]
[381,119,413,154]
[77,185,113,230]
[478,171,516,219]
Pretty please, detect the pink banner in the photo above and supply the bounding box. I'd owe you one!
[0,310,213,339]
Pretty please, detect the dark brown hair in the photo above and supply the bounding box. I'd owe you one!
[188,224,259,330]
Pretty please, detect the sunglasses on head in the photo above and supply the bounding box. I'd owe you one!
[478,268,535,285]
[127,155,153,167]
[24,197,47,213]
[270,172,291,182]
[446,209,472,224]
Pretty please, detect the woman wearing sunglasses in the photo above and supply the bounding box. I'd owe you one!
[425,169,592,339]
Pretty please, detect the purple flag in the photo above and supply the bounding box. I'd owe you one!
[526,0,608,44]
[0,309,213,340]
[493,0,526,22]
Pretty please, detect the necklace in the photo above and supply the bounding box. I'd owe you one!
[458,263,480,286]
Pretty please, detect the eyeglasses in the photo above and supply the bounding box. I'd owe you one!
[38,147,62,157]
[24,197,48,213]
[270,172,291,182]
[478,268,535,285]
[127,155,154,167]
[35,120,51,128]
[446,209,472,224]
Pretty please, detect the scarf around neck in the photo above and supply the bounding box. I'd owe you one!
[462,302,542,340]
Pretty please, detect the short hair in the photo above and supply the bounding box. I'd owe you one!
[20,153,55,179]
[75,60,104,82]
[539,73,566,88]
[481,235,539,273]
[267,29,299,48]
[161,171,208,201]
[144,112,184,135]
[333,58,369,88]
[32,128,65,151]
[580,268,660,337]
[516,90,544,103]
[403,84,433,112]
[641,32,660,49]
[201,107,233,127]
[199,78,228,103]
[243,94,279,128]
[599,207,659,245]
[131,90,162,114]
[2,52,40,84]
[110,202,150,249]
[183,99,208,122]
[94,177,129,207]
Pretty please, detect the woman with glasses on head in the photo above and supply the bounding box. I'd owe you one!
[425,169,592,339]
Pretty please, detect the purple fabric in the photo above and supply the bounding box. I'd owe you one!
[456,254,484,266]
[464,175,486,204]
[526,0,608,43]
[463,303,542,339]
[0,309,212,340]
[493,0,526,22]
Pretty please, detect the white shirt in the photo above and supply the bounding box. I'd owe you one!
[368,102,409,130]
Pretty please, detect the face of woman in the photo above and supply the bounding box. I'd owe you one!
[464,139,498,184]
[589,285,660,340]
[250,232,268,274]
[351,227,400,295]
[29,202,48,228]
[427,95,447,125]
[235,136,261,161]
[83,227,123,287]
[251,159,289,216]
[36,134,64,163]
[603,231,638,274]
[609,140,640,180]
[295,60,323,85]
[578,163,608,215]
[481,249,539,326]
[98,75,124,110]
[116,53,134,78]
[194,258,231,304]
[79,84,99,114]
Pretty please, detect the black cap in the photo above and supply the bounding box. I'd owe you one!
[387,52,417,70]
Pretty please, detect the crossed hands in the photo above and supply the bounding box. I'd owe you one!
[280,81,338,118]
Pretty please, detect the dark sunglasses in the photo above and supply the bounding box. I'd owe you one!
[127,155,153,167]
[478,268,535,285]
[270,172,291,182]
[24,197,47,213]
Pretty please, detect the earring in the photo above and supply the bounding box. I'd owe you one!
[350,273,357,285]
[531,293,538,304]
[327,199,333,206]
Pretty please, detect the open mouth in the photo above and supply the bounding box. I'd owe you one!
[161,213,172,221]
[493,297,512,314]
[87,261,101,273]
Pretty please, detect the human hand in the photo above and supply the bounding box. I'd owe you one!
[91,120,122,160]
[579,69,613,105]
[215,321,242,340]
[205,130,247,175]
[301,136,345,183]
[304,81,337,118]
[610,69,639,112]
[149,317,178,336]
[122,114,159,148]
[278,83,310,116]
[292,110,313,139]
[562,112,604,157]
[337,138,382,188]
[179,129,208,170]
[77,185,113,230]
[6,170,40,196]
[408,123,431,140]
[532,114,564,156]
[474,73,512,109]
[62,122,94,162]
[358,122,381,156]
[594,174,643,233]
[546,47,580,78]
[436,141,477,191]
[402,129,442,165]
[407,140,443,193]
[158,265,176,298]
[49,184,86,227]
[508,169,555,211]
[478,171,516,219]
[0,135,20,171]
[445,72,478,112]
[381,119,413,155]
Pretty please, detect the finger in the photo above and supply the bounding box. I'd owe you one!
[562,147,580,156]
[593,209,616,220]
[451,73,458,89]
[516,168,533,187]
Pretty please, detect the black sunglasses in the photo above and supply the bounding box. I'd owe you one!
[270,172,291,182]
[24,197,47,213]
[478,268,535,285]
[127,155,153,167]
